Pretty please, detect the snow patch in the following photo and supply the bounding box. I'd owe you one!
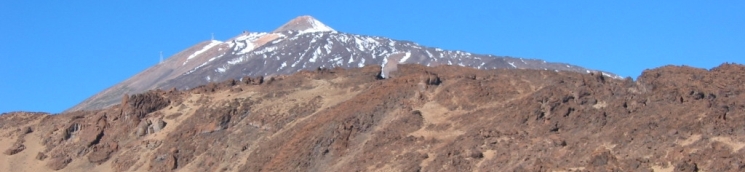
[337,34,350,43]
[278,61,287,71]
[310,47,322,62]
[297,18,335,35]
[232,32,268,43]
[353,36,380,51]
[183,40,222,65]
[388,41,398,52]
[323,43,333,54]
[271,38,284,44]
[236,43,255,55]
[602,73,614,78]
[185,53,224,75]
[398,51,411,63]
[227,56,244,65]
[229,32,268,55]
[354,37,366,50]
[252,46,278,57]
[358,58,365,67]
[331,55,343,63]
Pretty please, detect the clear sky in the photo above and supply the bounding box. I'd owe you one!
[1,1,744,113]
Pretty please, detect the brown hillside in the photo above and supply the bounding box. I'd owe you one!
[2,63,745,171]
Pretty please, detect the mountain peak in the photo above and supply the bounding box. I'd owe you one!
[273,15,335,33]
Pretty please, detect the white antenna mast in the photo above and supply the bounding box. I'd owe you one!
[159,51,163,64]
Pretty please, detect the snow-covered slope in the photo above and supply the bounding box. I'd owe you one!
[158,29,621,90]
[67,15,622,112]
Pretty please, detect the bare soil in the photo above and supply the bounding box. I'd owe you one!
[2,63,745,171]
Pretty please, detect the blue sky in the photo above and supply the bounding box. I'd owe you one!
[1,1,744,113]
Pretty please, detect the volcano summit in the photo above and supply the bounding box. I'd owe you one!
[68,16,619,113]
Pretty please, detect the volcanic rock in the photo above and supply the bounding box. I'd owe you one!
[1,63,744,171]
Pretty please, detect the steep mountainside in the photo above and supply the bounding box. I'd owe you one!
[67,15,620,112]
[2,63,745,171]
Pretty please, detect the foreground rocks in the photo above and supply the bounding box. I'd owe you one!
[1,63,745,171]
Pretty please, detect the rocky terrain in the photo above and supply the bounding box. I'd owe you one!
[2,63,745,171]
[67,15,620,112]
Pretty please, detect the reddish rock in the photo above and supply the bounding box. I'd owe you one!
[2,64,745,171]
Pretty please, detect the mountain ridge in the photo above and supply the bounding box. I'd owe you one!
[66,15,622,112]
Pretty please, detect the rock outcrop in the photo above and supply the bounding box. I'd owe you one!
[1,63,745,171]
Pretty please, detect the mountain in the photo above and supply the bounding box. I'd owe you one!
[2,63,745,171]
[67,15,621,112]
